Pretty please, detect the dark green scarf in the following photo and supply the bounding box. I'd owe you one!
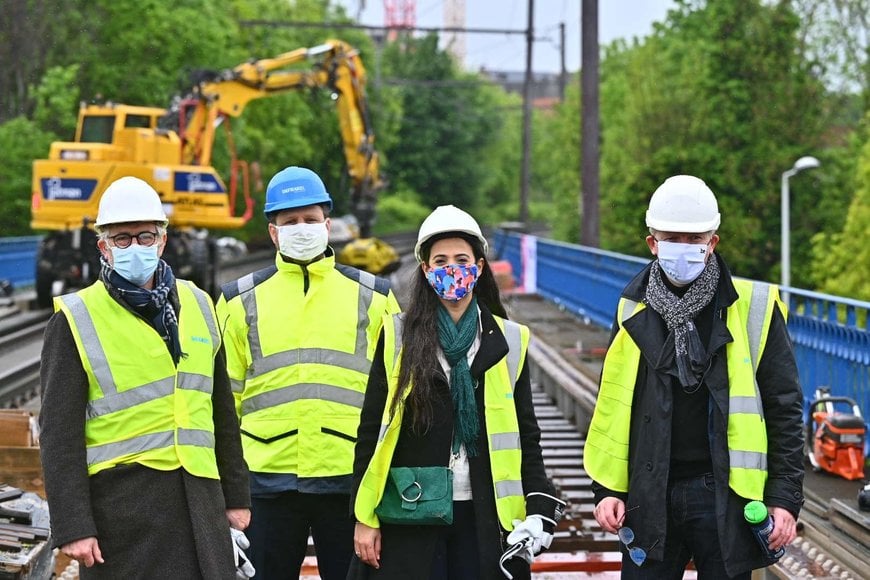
[437,297,480,457]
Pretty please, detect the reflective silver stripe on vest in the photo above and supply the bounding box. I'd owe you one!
[178,372,212,393]
[237,273,256,294]
[391,315,404,371]
[86,427,216,467]
[730,449,767,471]
[178,427,216,448]
[729,281,769,419]
[242,275,374,379]
[494,479,524,499]
[490,432,521,451]
[87,376,175,419]
[620,299,642,324]
[181,280,220,354]
[747,282,770,372]
[501,320,523,388]
[378,423,390,442]
[230,378,245,394]
[729,396,762,414]
[241,383,366,415]
[87,431,174,466]
[249,348,372,377]
[60,293,117,395]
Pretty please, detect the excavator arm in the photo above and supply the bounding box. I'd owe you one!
[181,40,382,235]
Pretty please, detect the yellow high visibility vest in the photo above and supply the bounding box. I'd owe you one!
[584,279,785,500]
[354,312,530,530]
[216,255,400,478]
[56,280,221,478]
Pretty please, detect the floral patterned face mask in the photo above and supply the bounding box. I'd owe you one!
[425,263,479,301]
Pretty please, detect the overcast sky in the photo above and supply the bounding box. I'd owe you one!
[335,0,676,73]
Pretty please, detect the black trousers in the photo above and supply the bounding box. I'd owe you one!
[246,490,355,580]
[620,474,751,580]
[429,500,480,580]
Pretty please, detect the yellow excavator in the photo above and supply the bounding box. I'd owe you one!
[30,39,398,307]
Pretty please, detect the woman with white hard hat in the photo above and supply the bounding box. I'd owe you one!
[349,205,565,580]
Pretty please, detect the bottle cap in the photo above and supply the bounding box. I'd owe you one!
[744,500,768,524]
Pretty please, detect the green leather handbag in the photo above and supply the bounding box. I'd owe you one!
[375,466,453,525]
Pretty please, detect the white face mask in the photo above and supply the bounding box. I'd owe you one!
[276,222,329,261]
[656,240,709,286]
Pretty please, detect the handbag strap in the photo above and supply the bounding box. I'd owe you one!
[448,435,461,471]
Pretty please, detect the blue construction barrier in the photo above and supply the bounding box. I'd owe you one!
[492,229,870,453]
[0,236,40,291]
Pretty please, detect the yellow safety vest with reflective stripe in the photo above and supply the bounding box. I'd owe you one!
[584,279,785,500]
[55,280,221,478]
[216,255,400,478]
[354,312,530,530]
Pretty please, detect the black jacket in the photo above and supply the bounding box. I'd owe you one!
[39,282,250,579]
[591,254,805,577]
[348,305,560,580]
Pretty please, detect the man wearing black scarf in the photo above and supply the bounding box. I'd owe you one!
[584,175,804,578]
[39,176,251,579]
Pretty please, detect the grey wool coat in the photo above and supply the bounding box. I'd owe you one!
[39,282,250,580]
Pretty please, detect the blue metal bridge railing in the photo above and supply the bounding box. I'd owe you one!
[0,236,41,290]
[492,229,870,448]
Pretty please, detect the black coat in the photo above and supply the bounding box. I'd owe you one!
[39,282,251,580]
[348,305,559,580]
[591,255,805,577]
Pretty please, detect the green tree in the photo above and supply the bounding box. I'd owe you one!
[544,0,830,282]
[0,64,79,235]
[379,34,505,213]
[811,118,870,300]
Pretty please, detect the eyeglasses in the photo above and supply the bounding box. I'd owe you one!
[617,506,659,566]
[106,231,159,249]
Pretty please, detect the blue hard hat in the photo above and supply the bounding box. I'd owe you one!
[264,166,333,215]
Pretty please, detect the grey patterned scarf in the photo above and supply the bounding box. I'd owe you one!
[645,257,720,391]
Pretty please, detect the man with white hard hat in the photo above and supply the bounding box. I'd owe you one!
[39,176,253,579]
[584,175,804,578]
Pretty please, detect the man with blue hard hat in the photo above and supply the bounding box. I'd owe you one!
[217,166,401,579]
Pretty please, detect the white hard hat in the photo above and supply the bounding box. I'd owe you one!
[414,205,488,263]
[95,176,168,228]
[645,175,721,233]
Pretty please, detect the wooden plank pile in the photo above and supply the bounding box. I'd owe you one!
[0,483,54,580]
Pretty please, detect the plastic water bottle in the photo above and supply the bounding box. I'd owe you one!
[744,501,785,561]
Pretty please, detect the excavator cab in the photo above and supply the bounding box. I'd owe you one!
[30,40,393,308]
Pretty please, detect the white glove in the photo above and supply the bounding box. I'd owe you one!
[499,537,534,578]
[506,515,553,556]
[230,528,256,579]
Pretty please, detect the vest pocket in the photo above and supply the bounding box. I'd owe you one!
[240,416,299,472]
[301,414,358,476]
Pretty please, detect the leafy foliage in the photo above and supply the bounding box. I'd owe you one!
[0,117,57,235]
[379,34,506,214]
[811,114,870,300]
[547,0,835,282]
[0,0,866,295]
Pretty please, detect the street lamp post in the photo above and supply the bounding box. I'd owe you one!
[781,156,821,302]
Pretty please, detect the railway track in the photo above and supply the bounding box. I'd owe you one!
[0,311,50,408]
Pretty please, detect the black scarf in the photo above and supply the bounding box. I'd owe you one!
[100,259,185,365]
[644,257,720,391]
